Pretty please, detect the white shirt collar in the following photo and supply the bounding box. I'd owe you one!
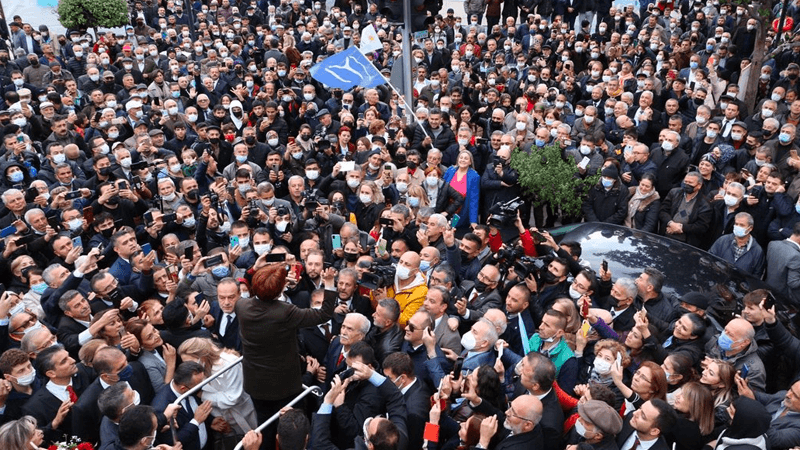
[400,377,417,395]
[45,380,72,402]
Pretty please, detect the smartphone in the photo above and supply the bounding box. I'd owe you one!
[15,234,38,246]
[83,206,94,224]
[288,136,296,144]
[601,259,608,273]
[118,180,128,190]
[265,253,287,262]
[166,265,179,283]
[332,234,342,249]
[204,254,223,267]
[65,190,82,200]
[195,292,205,304]
[16,135,24,143]
[450,214,460,228]
[72,236,82,249]
[740,364,750,379]
[141,243,152,255]
[47,216,61,231]
[108,288,124,308]
[763,291,776,310]
[339,367,355,379]
[162,213,177,223]
[114,218,123,229]
[452,357,465,380]
[358,113,365,120]
[292,263,303,279]
[359,232,368,249]
[531,230,546,244]
[379,217,393,226]
[144,212,154,225]
[580,298,590,318]
[230,236,240,248]
[497,343,504,360]
[26,186,39,201]
[0,224,17,238]
[615,352,622,371]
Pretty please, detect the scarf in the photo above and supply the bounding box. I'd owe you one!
[625,186,658,227]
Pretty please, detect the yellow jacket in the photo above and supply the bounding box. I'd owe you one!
[387,273,428,326]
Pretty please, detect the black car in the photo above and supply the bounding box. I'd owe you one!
[551,222,796,317]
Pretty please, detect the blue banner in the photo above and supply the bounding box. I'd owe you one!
[309,46,385,90]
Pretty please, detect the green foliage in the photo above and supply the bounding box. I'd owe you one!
[57,0,129,31]
[509,144,600,217]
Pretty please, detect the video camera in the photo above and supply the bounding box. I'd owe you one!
[361,264,397,290]
[302,189,322,210]
[488,197,524,228]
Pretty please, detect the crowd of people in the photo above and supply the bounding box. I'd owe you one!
[0,0,799,450]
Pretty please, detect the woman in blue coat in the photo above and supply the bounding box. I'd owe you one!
[443,150,481,234]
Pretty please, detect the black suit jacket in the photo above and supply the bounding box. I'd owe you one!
[71,362,155,444]
[210,310,241,352]
[22,371,92,443]
[298,322,332,363]
[56,316,89,360]
[331,294,373,334]
[616,414,670,450]
[150,384,210,450]
[323,337,348,386]
[404,380,432,450]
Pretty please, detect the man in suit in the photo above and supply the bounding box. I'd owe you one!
[324,312,370,386]
[151,362,212,450]
[332,269,373,334]
[500,284,536,356]
[766,221,800,308]
[473,394,544,450]
[96,382,135,450]
[597,276,638,334]
[56,290,118,359]
[401,310,448,391]
[383,352,431,450]
[210,278,241,352]
[299,289,334,364]
[511,352,564,450]
[454,264,504,330]
[108,229,140,285]
[72,347,155,444]
[616,399,677,450]
[22,345,92,443]
[421,286,462,355]
[742,378,800,449]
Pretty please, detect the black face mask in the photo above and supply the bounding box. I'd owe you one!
[245,136,256,145]
[209,137,220,145]
[101,228,114,238]
[343,251,358,262]
[474,279,487,293]
[790,73,799,80]
[460,250,472,262]
[395,153,406,163]
[540,269,558,284]
[99,166,112,176]
[491,120,503,129]
[187,189,199,201]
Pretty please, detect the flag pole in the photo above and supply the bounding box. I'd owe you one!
[401,0,414,125]
[384,79,429,139]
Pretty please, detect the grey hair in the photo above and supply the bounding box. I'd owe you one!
[23,208,45,224]
[346,312,371,335]
[1,188,22,204]
[735,212,754,228]
[42,264,64,285]
[428,213,448,228]
[615,277,638,300]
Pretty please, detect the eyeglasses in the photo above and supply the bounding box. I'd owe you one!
[506,405,532,423]
[476,273,494,283]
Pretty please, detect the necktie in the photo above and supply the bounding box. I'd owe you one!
[631,436,640,450]
[518,315,530,354]
[66,385,78,402]
[336,352,345,366]
[321,323,332,341]
[222,314,233,336]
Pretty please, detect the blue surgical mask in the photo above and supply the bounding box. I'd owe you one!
[236,154,248,164]
[795,204,800,215]
[9,171,23,183]
[780,132,792,144]
[717,331,737,352]
[117,364,133,381]
[31,282,48,295]
[419,259,431,272]
[733,225,748,238]
[601,178,614,188]
[535,139,545,147]
[212,265,230,278]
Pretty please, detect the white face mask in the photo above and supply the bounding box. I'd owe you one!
[593,357,612,374]
[460,331,476,351]
[254,243,272,255]
[395,264,411,280]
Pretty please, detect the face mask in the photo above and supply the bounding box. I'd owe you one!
[706,130,718,139]
[568,285,582,300]
[346,178,360,189]
[120,157,132,169]
[733,225,749,238]
[52,153,66,164]
[717,331,737,351]
[690,61,699,70]
[580,145,592,155]
[359,194,372,204]
[584,115,594,124]
[601,178,614,189]
[275,220,289,233]
[535,139,546,147]
[796,204,800,215]
[212,265,230,278]
[187,114,198,123]
[31,281,48,295]
[460,331,476,351]
[117,364,133,381]
[254,243,272,255]
[593,357,612,374]
[396,265,411,280]
[719,193,739,207]
[182,216,196,228]
[15,369,36,386]
[164,192,178,202]
[515,122,527,131]
[780,133,792,144]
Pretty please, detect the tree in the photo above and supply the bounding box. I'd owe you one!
[740,0,778,112]
[57,0,129,37]
[509,144,600,217]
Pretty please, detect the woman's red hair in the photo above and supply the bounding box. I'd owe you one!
[251,264,288,301]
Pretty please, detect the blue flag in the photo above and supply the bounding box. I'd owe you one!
[309,47,385,90]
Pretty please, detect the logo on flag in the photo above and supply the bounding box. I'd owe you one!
[360,24,382,54]
[309,47,385,90]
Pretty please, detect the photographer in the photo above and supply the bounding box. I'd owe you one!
[480,145,521,235]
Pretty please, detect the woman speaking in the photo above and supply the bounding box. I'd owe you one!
[237,261,337,449]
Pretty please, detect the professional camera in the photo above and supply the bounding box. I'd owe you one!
[488,197,524,228]
[302,189,322,210]
[361,264,397,290]
[513,256,548,280]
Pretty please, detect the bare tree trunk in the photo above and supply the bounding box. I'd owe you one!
[744,20,766,113]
